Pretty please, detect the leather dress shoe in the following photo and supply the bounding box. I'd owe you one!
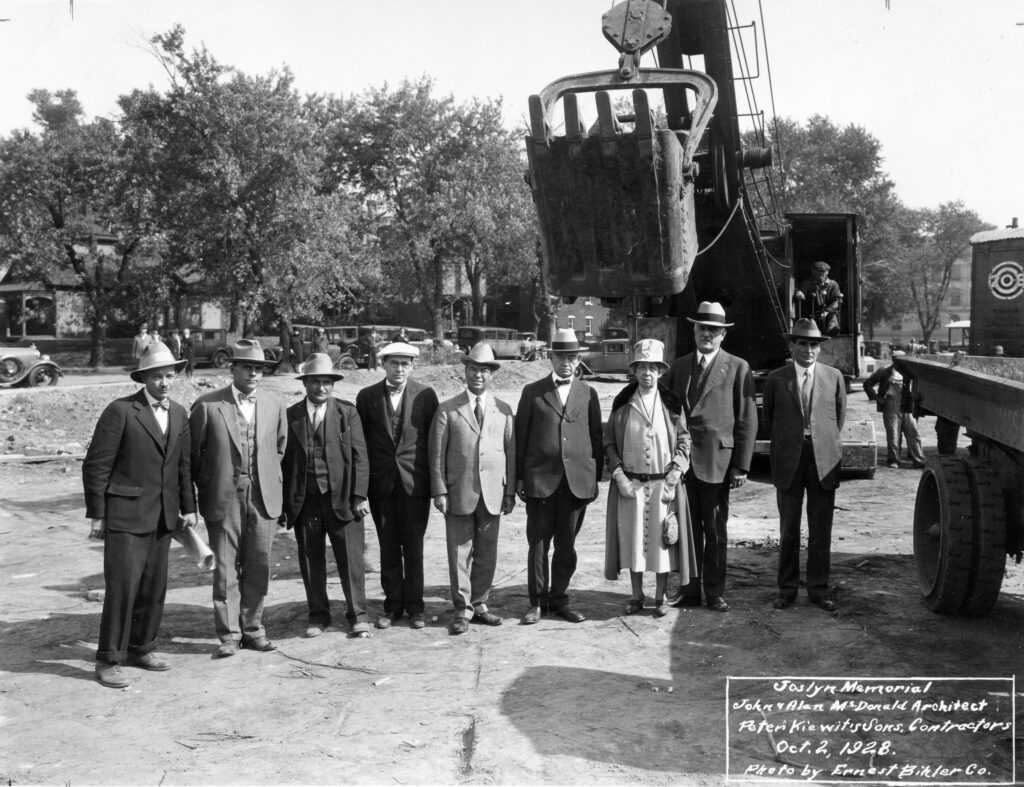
[471,610,503,626]
[304,623,325,638]
[554,607,586,623]
[813,597,838,612]
[240,636,275,652]
[376,612,401,630]
[652,600,670,617]
[95,662,131,688]
[707,596,730,613]
[215,641,238,658]
[772,596,796,609]
[409,613,426,629]
[672,595,703,608]
[450,617,470,635]
[521,606,542,625]
[128,652,171,671]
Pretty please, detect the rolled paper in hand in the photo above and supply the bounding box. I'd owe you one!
[172,526,215,570]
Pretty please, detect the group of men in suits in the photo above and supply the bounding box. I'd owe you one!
[83,302,847,687]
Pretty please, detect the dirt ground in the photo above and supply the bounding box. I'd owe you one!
[1,362,1022,785]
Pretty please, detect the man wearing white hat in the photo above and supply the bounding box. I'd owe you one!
[665,301,757,613]
[83,342,196,688]
[429,344,516,634]
[356,341,439,629]
[190,339,288,656]
[515,328,603,624]
[282,354,372,638]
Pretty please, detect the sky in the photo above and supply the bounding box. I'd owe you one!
[1,0,1022,228]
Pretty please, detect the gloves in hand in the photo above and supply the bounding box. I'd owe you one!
[661,468,682,503]
[613,469,635,498]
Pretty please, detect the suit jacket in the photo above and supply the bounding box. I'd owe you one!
[282,397,369,525]
[82,390,195,533]
[515,376,603,500]
[666,349,757,483]
[863,364,913,414]
[429,390,516,516]
[356,378,439,499]
[763,362,847,491]
[190,385,288,521]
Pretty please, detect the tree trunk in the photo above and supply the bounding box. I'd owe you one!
[88,316,107,368]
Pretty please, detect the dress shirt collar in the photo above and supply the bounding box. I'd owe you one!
[143,389,167,408]
[697,348,720,368]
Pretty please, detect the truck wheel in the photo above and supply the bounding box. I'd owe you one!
[28,365,58,387]
[212,349,232,368]
[913,457,974,614]
[960,458,1007,615]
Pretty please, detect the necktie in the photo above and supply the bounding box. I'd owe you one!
[554,377,571,386]
[387,385,404,396]
[801,369,812,429]
[152,399,169,411]
[239,394,256,405]
[312,406,323,429]
[688,356,707,405]
[474,397,483,427]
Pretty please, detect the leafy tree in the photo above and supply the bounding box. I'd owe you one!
[321,77,536,336]
[0,89,159,365]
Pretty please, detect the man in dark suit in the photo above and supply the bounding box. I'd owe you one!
[191,340,288,657]
[83,342,196,688]
[282,354,372,638]
[763,319,847,612]
[515,328,603,624]
[666,302,757,612]
[429,343,516,635]
[356,341,439,630]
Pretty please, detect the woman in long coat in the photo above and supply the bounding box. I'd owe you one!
[604,339,697,616]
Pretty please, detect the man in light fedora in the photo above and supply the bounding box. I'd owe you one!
[356,341,439,630]
[763,318,846,612]
[83,342,196,688]
[515,328,603,624]
[665,301,757,613]
[190,339,288,656]
[282,353,372,638]
[429,343,516,635]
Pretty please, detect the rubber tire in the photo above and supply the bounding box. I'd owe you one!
[0,357,25,383]
[960,458,1007,615]
[27,365,58,387]
[913,456,974,614]
[212,349,232,369]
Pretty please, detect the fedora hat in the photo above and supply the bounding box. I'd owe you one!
[460,343,501,370]
[627,338,669,371]
[784,318,830,342]
[130,341,186,382]
[296,352,344,381]
[550,328,581,353]
[686,301,734,327]
[230,339,276,365]
[378,341,420,360]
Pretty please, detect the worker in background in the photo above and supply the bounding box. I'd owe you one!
[864,350,925,470]
[794,261,842,336]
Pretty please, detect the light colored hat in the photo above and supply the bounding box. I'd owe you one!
[460,343,501,370]
[891,350,906,358]
[550,328,581,352]
[628,338,669,371]
[231,339,276,365]
[812,261,831,272]
[297,352,344,381]
[784,318,830,342]
[130,341,186,382]
[686,301,734,327]
[378,341,420,360]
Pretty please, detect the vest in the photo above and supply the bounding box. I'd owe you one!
[385,391,404,444]
[305,414,330,494]
[237,408,256,478]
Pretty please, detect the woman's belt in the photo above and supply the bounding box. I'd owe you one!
[623,470,668,482]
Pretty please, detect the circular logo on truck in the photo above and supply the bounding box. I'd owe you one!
[988,260,1024,300]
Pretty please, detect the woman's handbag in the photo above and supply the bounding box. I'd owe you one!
[662,511,679,547]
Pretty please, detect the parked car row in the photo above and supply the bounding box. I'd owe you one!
[456,326,548,360]
[0,345,62,387]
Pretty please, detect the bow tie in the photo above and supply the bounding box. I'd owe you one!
[387,385,404,396]
[554,377,572,386]
[152,399,169,411]
[238,394,256,405]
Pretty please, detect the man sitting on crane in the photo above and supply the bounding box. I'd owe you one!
[794,261,842,336]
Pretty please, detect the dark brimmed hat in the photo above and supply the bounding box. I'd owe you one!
[296,352,344,381]
[686,301,734,328]
[130,341,186,382]
[812,261,831,272]
[460,343,501,370]
[784,318,830,342]
[550,328,580,353]
[231,339,277,366]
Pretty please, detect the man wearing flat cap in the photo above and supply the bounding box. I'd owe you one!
[282,353,372,639]
[763,319,846,612]
[429,343,516,634]
[794,261,842,336]
[356,341,439,630]
[665,301,757,613]
[515,328,603,624]
[190,339,288,657]
[83,342,196,688]
[863,350,924,469]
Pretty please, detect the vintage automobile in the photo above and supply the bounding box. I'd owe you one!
[516,332,548,360]
[189,329,281,372]
[0,345,62,387]
[576,338,632,378]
